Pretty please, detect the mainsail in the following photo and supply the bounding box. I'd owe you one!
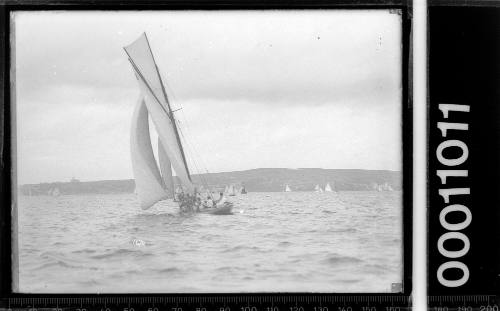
[125,33,195,209]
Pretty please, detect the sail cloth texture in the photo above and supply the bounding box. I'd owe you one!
[130,97,168,209]
[124,33,170,112]
[126,34,195,195]
[158,137,175,198]
[132,63,195,194]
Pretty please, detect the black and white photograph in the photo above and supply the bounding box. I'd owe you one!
[12,10,404,293]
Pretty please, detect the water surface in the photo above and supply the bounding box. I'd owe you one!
[17,191,402,293]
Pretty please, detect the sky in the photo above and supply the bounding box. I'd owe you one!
[13,10,402,185]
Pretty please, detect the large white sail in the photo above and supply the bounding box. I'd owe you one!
[125,34,195,196]
[130,98,168,209]
[158,137,175,198]
[124,33,170,112]
[133,68,195,194]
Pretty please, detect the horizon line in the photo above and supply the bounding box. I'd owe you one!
[19,167,402,186]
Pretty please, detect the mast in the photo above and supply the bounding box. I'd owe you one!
[143,34,192,182]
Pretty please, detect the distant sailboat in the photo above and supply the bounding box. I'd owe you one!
[324,182,333,192]
[314,184,323,193]
[240,186,247,194]
[50,187,60,197]
[226,184,236,196]
[125,33,232,214]
[380,182,394,191]
[284,184,292,192]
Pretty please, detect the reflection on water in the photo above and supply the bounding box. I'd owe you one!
[17,191,402,293]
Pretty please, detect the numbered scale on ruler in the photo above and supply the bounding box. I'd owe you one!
[428,296,499,311]
[0,296,410,311]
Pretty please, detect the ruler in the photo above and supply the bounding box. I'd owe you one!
[0,295,410,311]
[428,296,499,310]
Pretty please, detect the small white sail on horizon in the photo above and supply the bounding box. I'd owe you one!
[325,182,333,192]
[227,184,236,196]
[51,187,60,197]
[284,184,292,192]
[314,184,323,193]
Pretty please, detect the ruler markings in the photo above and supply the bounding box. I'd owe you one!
[0,294,419,311]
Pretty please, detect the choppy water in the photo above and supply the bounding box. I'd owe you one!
[17,191,402,293]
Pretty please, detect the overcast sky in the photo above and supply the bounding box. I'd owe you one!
[13,10,402,185]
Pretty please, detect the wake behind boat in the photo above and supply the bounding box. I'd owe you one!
[125,33,233,214]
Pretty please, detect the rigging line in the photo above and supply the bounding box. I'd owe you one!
[141,33,192,182]
[157,57,219,191]
[171,114,206,178]
[169,105,218,200]
[176,126,215,201]
[157,82,217,201]
[176,118,215,195]
[175,123,213,191]
[164,82,214,180]
[176,125,209,188]
[177,108,220,174]
[177,118,211,174]
[164,88,214,178]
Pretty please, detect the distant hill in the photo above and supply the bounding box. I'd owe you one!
[19,168,401,196]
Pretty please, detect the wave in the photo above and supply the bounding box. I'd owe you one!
[327,227,358,233]
[322,254,364,265]
[361,263,396,276]
[139,266,185,276]
[338,279,361,284]
[72,248,97,254]
[221,245,264,253]
[34,253,84,270]
[90,248,153,260]
[215,266,244,273]
[34,260,79,270]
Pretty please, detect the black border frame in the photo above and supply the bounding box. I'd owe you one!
[0,0,412,301]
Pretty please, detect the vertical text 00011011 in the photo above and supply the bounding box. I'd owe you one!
[428,3,500,305]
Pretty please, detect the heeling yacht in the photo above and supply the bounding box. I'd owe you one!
[125,33,232,214]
